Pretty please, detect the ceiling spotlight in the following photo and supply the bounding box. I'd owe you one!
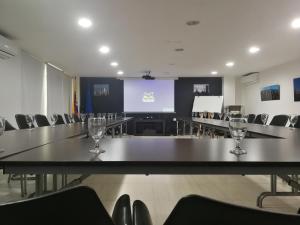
[211,71,218,75]
[99,45,110,54]
[226,61,235,67]
[248,46,260,54]
[78,17,92,28]
[291,18,300,29]
[110,62,119,67]
[117,70,124,75]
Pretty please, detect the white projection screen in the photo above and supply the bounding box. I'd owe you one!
[192,96,223,113]
[124,79,175,113]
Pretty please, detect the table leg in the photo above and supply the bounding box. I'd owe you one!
[35,174,44,196]
[176,121,179,136]
[112,127,115,138]
[53,174,57,191]
[183,121,186,135]
[120,124,123,137]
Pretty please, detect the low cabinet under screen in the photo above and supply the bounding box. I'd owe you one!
[134,119,166,136]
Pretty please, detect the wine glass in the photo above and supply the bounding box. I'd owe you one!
[114,113,117,120]
[229,116,248,155]
[218,113,223,120]
[89,113,94,118]
[88,117,106,154]
[80,113,86,123]
[261,113,269,126]
[25,114,34,130]
[289,114,298,129]
[0,117,5,153]
[50,114,58,127]
[69,114,74,123]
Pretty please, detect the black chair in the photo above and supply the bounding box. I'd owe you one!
[35,114,50,127]
[73,114,81,122]
[56,114,65,125]
[213,112,220,120]
[253,114,263,125]
[5,120,16,131]
[247,114,256,123]
[15,114,32,129]
[269,114,289,127]
[133,194,300,225]
[0,186,132,225]
[64,113,71,124]
[290,115,300,128]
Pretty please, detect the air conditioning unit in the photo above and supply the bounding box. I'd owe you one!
[0,35,18,60]
[240,72,259,85]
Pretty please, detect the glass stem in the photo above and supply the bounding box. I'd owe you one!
[95,140,100,150]
[235,140,241,150]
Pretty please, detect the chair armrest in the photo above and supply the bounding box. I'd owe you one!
[133,200,153,225]
[112,194,132,225]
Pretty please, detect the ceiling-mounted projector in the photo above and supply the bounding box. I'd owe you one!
[142,70,155,80]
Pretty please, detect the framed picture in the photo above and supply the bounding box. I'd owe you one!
[261,84,280,101]
[193,84,209,95]
[94,84,109,96]
[294,77,300,102]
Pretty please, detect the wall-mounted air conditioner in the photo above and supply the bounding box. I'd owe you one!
[240,72,259,86]
[0,34,18,60]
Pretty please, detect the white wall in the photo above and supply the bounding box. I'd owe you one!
[236,58,300,121]
[223,76,236,107]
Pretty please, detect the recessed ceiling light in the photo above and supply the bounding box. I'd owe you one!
[211,71,218,75]
[78,17,92,28]
[99,45,110,54]
[291,18,300,29]
[117,70,124,75]
[186,20,200,26]
[226,61,235,67]
[110,62,119,67]
[249,46,260,54]
[175,48,184,52]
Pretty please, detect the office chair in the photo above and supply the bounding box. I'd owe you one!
[213,112,220,120]
[133,194,300,225]
[247,114,256,123]
[15,114,32,129]
[0,186,132,225]
[4,120,16,131]
[35,114,50,127]
[253,114,264,125]
[73,113,81,122]
[269,114,289,127]
[289,115,300,128]
[55,114,65,125]
[64,113,71,124]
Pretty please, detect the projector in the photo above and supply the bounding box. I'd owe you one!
[142,70,155,80]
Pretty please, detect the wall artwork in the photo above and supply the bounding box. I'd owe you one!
[260,84,280,101]
[193,84,210,95]
[294,77,300,102]
[94,84,109,96]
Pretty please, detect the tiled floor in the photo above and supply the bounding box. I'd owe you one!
[1,173,300,225]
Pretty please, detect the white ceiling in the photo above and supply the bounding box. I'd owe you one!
[0,0,300,77]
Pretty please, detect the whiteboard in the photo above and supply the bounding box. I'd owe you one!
[192,96,223,113]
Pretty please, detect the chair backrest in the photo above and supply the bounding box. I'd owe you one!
[0,186,115,225]
[73,114,81,122]
[269,114,289,127]
[163,195,300,225]
[253,114,263,125]
[290,115,300,128]
[64,114,71,124]
[15,114,30,129]
[247,114,256,123]
[56,114,65,125]
[35,114,50,127]
[5,120,16,131]
[213,112,220,120]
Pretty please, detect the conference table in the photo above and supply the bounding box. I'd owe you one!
[1,117,300,208]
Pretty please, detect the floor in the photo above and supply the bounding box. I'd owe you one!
[1,136,300,224]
